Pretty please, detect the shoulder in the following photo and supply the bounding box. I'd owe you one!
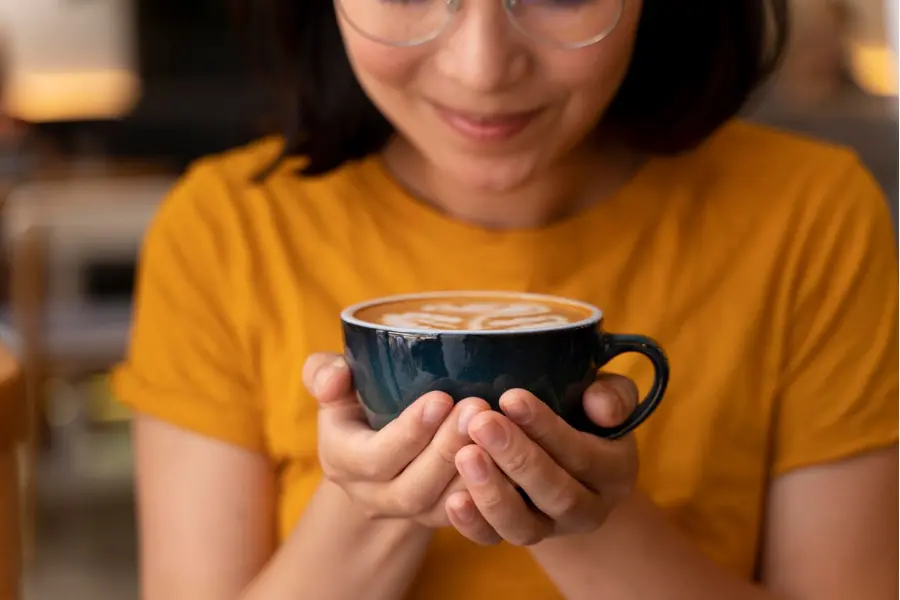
[696,120,880,204]
[700,120,856,168]
[147,138,270,230]
[671,120,870,195]
[660,120,891,239]
[155,136,283,221]
[149,138,370,248]
[727,121,890,237]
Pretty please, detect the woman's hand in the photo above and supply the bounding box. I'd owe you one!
[446,375,640,546]
[304,353,492,528]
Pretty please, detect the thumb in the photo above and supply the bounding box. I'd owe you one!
[302,353,353,406]
[583,373,638,428]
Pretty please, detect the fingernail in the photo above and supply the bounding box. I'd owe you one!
[457,405,482,436]
[503,397,531,424]
[461,453,489,484]
[314,363,341,394]
[422,397,452,426]
[472,419,508,451]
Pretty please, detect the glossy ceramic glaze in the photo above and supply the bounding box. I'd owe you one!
[342,314,669,440]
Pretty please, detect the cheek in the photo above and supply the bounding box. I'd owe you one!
[549,2,641,121]
[340,30,423,115]
[557,46,633,123]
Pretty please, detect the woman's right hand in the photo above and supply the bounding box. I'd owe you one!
[303,353,491,528]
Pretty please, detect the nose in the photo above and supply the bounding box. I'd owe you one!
[435,1,529,94]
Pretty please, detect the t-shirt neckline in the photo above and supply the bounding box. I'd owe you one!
[356,152,658,246]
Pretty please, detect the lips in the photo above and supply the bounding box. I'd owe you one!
[431,102,542,142]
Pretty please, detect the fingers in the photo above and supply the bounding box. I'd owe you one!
[321,391,454,482]
[306,353,456,482]
[583,374,639,428]
[466,409,600,532]
[455,445,552,546]
[303,353,355,408]
[388,398,492,515]
[306,354,374,465]
[352,472,469,526]
[445,490,501,546]
[499,389,638,493]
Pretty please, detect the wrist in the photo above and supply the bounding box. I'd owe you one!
[317,478,435,538]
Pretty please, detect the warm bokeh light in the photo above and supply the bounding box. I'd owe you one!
[849,43,899,96]
[3,70,140,122]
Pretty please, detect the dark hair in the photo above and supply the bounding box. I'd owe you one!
[246,0,788,177]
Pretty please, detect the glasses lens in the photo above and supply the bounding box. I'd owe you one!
[338,0,452,46]
[507,0,622,47]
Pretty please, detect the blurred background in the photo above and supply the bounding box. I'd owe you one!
[0,1,895,599]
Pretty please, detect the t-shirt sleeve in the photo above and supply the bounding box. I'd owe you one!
[111,164,266,452]
[772,154,898,476]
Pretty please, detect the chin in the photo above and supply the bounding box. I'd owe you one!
[442,152,543,194]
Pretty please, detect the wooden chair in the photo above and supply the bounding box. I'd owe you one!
[0,175,173,567]
[0,342,24,600]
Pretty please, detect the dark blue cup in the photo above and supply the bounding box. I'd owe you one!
[341,291,668,439]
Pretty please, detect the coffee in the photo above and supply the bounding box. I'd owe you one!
[349,292,597,332]
[341,290,668,439]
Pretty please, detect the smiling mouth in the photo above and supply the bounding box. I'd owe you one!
[430,102,544,142]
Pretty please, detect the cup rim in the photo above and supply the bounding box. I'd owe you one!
[341,290,603,336]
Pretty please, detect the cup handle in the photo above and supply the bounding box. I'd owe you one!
[579,334,669,440]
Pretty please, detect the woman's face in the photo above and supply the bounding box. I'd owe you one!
[337,0,642,193]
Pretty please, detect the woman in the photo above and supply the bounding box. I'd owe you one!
[112,1,898,599]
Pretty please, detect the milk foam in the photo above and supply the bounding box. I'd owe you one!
[380,302,575,331]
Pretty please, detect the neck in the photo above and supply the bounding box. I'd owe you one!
[381,137,643,230]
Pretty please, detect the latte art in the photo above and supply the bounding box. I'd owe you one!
[347,292,600,334]
[380,302,577,331]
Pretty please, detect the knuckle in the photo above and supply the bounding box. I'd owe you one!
[446,476,467,495]
[353,453,390,481]
[546,486,582,521]
[346,485,389,519]
[478,490,506,513]
[361,505,386,520]
[435,440,461,467]
[572,513,604,535]
[398,421,429,451]
[567,446,594,481]
[508,527,544,547]
[504,449,532,477]
[570,500,608,534]
[526,421,553,444]
[477,533,502,547]
[394,489,431,517]
[424,506,452,529]
[319,458,342,482]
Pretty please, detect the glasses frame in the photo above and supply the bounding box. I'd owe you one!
[335,0,625,50]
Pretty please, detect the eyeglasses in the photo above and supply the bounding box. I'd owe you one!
[336,0,624,49]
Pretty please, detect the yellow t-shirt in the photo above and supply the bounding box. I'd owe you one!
[112,121,898,599]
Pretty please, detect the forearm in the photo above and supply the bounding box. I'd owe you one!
[242,479,433,600]
[529,491,776,600]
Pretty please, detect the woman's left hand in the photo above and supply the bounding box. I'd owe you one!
[446,374,641,546]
